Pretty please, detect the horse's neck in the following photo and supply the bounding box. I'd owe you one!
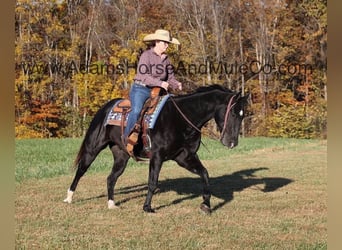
[176,92,224,128]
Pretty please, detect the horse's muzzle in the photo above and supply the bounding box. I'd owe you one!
[221,139,237,149]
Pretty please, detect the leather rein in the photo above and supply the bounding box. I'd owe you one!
[169,94,237,140]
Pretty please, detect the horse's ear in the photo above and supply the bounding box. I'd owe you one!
[236,92,250,103]
[236,91,242,99]
[242,93,250,103]
[233,91,249,103]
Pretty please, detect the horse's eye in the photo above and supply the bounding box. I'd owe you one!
[239,110,243,116]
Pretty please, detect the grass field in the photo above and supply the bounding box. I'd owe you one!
[15,137,327,249]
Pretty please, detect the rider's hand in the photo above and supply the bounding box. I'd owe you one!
[161,81,169,91]
[177,82,182,91]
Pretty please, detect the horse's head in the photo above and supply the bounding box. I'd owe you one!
[215,91,249,149]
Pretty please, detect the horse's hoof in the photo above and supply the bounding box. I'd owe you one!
[200,203,212,215]
[63,189,74,203]
[63,198,72,203]
[143,205,155,213]
[108,200,119,209]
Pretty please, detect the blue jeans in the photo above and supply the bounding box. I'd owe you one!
[124,83,151,137]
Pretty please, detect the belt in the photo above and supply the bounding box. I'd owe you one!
[134,81,147,87]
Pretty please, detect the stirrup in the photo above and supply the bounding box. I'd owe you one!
[142,134,152,152]
[126,131,139,156]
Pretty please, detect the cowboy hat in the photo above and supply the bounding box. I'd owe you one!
[143,29,180,45]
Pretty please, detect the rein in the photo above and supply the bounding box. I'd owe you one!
[169,97,202,134]
[169,96,210,152]
[169,94,237,141]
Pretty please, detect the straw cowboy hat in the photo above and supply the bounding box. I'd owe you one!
[143,29,180,45]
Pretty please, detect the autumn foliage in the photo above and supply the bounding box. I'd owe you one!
[15,0,327,139]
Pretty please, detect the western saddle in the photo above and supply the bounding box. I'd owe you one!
[113,87,164,159]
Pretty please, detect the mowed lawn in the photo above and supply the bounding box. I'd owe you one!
[15,137,327,249]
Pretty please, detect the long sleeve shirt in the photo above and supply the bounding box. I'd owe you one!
[134,48,181,89]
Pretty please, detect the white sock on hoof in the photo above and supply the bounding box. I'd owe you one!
[108,200,118,209]
[63,189,74,203]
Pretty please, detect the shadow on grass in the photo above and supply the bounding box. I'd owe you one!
[74,184,148,204]
[113,167,293,212]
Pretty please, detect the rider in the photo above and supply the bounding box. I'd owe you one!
[123,29,183,143]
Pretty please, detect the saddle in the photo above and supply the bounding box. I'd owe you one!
[113,99,131,114]
[109,87,164,159]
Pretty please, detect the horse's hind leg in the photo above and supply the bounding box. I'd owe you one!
[63,145,107,204]
[107,145,130,209]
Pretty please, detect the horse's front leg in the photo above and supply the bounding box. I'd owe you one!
[143,155,163,213]
[175,151,212,214]
[199,167,212,214]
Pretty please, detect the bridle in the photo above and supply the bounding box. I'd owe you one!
[220,94,237,141]
[169,94,238,140]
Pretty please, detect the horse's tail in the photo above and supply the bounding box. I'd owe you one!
[72,140,86,170]
[72,98,121,170]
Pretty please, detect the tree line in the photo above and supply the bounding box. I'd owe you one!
[15,0,327,139]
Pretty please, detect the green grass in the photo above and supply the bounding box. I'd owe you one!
[15,137,317,182]
[15,137,327,249]
[15,138,81,182]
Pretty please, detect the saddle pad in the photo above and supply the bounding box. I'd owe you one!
[105,94,171,129]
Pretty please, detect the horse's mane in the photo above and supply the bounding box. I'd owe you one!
[194,84,234,93]
[174,84,235,100]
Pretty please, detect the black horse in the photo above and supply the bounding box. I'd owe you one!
[63,84,249,214]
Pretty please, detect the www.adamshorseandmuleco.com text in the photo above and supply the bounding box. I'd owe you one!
[16,59,313,78]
